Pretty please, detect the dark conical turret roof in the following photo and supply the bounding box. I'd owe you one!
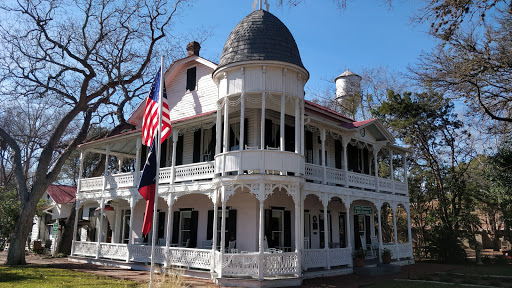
[217,10,305,70]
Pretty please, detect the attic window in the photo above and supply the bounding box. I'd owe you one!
[186,67,196,91]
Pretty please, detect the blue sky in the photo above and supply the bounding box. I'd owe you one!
[172,0,435,97]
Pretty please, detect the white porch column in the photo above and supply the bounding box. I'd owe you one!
[134,138,142,186]
[280,70,286,152]
[343,197,352,249]
[260,66,266,150]
[295,98,300,153]
[165,194,174,267]
[406,204,412,257]
[392,204,399,260]
[258,184,265,281]
[126,196,136,262]
[96,199,105,259]
[240,67,245,152]
[219,186,227,278]
[403,153,409,191]
[377,203,383,262]
[374,149,380,192]
[71,199,80,255]
[294,189,300,253]
[389,150,394,181]
[300,100,305,156]
[342,137,350,187]
[223,96,229,153]
[71,150,86,255]
[211,189,219,273]
[322,194,330,269]
[171,130,178,184]
[216,101,222,155]
[321,128,326,184]
[118,157,124,173]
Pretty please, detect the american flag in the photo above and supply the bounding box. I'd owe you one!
[142,70,171,146]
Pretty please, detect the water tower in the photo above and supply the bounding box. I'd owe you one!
[334,69,362,116]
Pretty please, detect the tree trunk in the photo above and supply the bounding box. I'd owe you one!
[6,203,37,265]
[56,203,76,255]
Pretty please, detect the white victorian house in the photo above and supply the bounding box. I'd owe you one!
[70,8,413,285]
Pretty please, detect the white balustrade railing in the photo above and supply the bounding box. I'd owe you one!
[347,172,377,190]
[263,252,298,276]
[379,178,394,192]
[395,182,408,195]
[99,243,128,260]
[383,243,399,260]
[73,241,98,257]
[128,244,152,263]
[80,177,104,191]
[305,164,323,182]
[174,162,214,182]
[328,247,352,267]
[302,249,327,270]
[326,167,346,185]
[216,150,304,176]
[397,243,413,259]
[106,172,134,189]
[222,253,259,277]
[168,248,212,269]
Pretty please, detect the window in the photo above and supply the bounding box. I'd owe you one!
[339,213,346,248]
[186,67,196,91]
[179,210,192,246]
[207,208,237,245]
[202,126,215,161]
[271,210,284,248]
[229,122,240,151]
[122,209,131,244]
[143,210,165,244]
[305,131,313,163]
[319,211,332,248]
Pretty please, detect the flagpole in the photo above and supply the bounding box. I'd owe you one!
[149,55,165,287]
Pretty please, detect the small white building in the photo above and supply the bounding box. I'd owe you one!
[71,7,413,285]
[31,185,76,250]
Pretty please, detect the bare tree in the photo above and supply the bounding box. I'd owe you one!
[0,0,188,265]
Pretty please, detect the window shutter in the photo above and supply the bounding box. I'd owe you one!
[348,144,358,172]
[176,135,184,166]
[186,67,196,91]
[193,129,201,163]
[172,211,180,245]
[363,148,370,174]
[158,211,165,239]
[229,124,235,150]
[160,139,168,168]
[207,210,214,240]
[284,210,291,248]
[190,210,199,248]
[265,119,273,148]
[285,125,294,152]
[335,140,342,169]
[140,145,147,171]
[264,209,272,247]
[208,125,216,161]
[228,210,237,241]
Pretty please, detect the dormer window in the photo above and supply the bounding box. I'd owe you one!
[186,67,196,91]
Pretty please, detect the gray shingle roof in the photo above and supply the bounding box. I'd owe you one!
[217,10,305,70]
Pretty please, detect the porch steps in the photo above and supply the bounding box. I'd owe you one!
[215,276,302,288]
[354,263,401,276]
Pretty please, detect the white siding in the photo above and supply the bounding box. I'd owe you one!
[166,62,217,121]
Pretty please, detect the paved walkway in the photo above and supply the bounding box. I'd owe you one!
[1,251,462,287]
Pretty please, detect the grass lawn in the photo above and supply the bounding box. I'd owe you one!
[0,266,142,287]
[364,263,512,288]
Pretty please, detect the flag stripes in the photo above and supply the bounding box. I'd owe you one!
[142,70,172,147]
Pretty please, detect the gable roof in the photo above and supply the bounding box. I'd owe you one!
[127,55,218,127]
[47,185,76,204]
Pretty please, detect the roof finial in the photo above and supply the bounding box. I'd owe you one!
[264,0,269,11]
[252,0,258,11]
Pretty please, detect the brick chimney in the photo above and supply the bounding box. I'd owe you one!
[186,41,201,57]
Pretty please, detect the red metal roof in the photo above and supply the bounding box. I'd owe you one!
[304,100,355,122]
[47,185,76,204]
[339,119,377,129]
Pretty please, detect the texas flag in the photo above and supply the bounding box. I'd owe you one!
[138,138,157,236]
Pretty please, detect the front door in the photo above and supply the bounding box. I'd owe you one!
[354,214,371,249]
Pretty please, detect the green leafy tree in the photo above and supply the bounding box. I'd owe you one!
[375,90,477,262]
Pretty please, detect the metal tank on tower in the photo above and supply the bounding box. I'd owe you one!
[335,69,362,117]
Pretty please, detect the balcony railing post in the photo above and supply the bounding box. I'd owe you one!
[321,128,326,184]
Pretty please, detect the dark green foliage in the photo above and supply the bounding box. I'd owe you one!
[0,188,20,248]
